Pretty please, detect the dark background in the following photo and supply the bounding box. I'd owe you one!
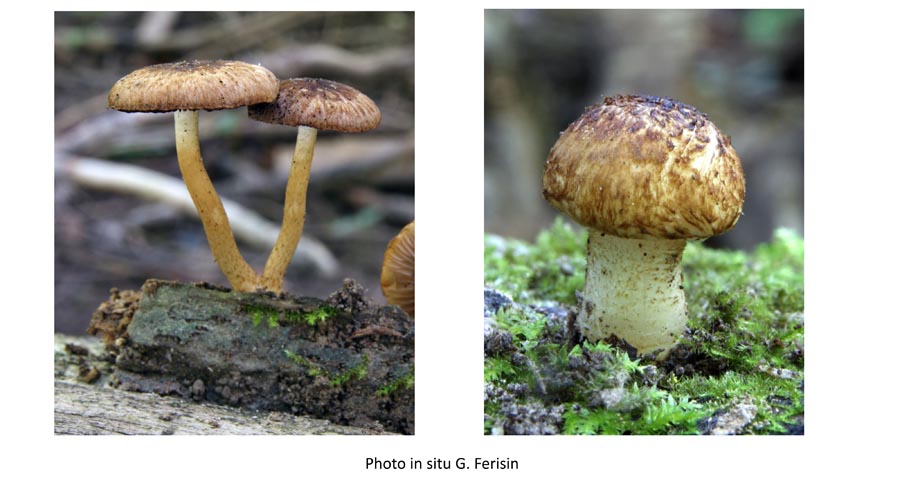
[54,11,414,333]
[484,9,803,250]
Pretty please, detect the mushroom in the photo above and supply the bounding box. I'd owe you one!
[381,221,415,318]
[248,78,381,293]
[108,60,279,291]
[542,95,745,358]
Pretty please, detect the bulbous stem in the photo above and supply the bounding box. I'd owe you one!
[260,126,317,293]
[174,110,259,292]
[577,230,688,358]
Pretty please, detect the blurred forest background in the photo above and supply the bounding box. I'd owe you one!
[55,12,414,334]
[485,9,803,249]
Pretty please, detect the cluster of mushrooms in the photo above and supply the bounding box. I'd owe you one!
[109,60,413,315]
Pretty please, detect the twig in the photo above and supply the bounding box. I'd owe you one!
[55,110,168,154]
[345,186,415,225]
[271,133,415,183]
[252,43,414,79]
[135,11,180,48]
[54,92,110,134]
[57,152,339,276]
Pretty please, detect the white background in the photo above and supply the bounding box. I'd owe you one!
[4,1,897,482]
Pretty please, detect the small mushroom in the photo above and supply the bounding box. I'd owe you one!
[108,60,279,291]
[248,78,381,293]
[542,95,745,358]
[381,221,415,318]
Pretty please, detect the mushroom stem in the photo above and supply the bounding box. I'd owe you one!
[578,230,687,357]
[260,125,317,292]
[174,110,259,292]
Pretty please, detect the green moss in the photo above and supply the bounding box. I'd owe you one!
[563,390,705,435]
[330,355,369,386]
[377,366,415,396]
[485,218,587,305]
[284,350,369,387]
[484,219,804,435]
[246,304,338,328]
[284,350,324,377]
[302,306,337,326]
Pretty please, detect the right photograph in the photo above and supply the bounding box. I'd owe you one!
[484,9,803,435]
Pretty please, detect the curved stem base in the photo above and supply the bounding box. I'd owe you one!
[174,110,259,292]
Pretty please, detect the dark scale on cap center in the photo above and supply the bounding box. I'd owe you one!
[599,94,710,133]
[248,77,381,132]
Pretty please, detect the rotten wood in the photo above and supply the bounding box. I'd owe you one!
[85,279,414,434]
[54,335,388,435]
[54,380,389,435]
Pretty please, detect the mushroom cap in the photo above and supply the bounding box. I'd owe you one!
[248,78,381,132]
[542,95,745,240]
[108,60,278,112]
[381,221,414,318]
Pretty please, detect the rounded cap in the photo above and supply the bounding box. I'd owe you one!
[542,95,745,240]
[248,78,381,132]
[381,221,414,318]
[108,60,278,112]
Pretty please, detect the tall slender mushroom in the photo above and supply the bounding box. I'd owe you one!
[248,78,381,293]
[542,95,745,358]
[108,60,279,291]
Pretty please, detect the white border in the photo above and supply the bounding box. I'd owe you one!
[5,1,898,481]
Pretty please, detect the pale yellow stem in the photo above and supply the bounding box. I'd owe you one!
[174,110,259,292]
[260,126,317,292]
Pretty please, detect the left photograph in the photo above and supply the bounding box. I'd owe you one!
[54,11,415,435]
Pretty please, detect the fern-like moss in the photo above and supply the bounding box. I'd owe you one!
[484,219,804,435]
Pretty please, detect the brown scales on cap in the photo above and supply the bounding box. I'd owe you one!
[108,60,278,113]
[106,60,280,292]
[248,78,381,132]
[542,94,745,240]
[249,77,382,293]
[542,95,746,357]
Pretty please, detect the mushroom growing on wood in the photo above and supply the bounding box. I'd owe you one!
[542,95,745,358]
[108,60,279,291]
[381,221,415,318]
[248,78,381,293]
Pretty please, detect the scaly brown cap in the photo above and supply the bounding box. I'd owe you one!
[381,221,415,318]
[248,78,381,132]
[542,95,745,240]
[108,60,278,112]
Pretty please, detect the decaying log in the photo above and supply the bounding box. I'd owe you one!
[85,279,414,434]
[54,335,388,434]
[54,380,388,435]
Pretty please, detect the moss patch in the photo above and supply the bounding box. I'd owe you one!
[246,303,338,328]
[484,220,804,435]
[284,350,369,387]
[377,366,415,397]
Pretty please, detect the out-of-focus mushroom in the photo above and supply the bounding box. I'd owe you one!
[542,95,745,358]
[248,78,381,293]
[108,60,279,291]
[381,221,415,319]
